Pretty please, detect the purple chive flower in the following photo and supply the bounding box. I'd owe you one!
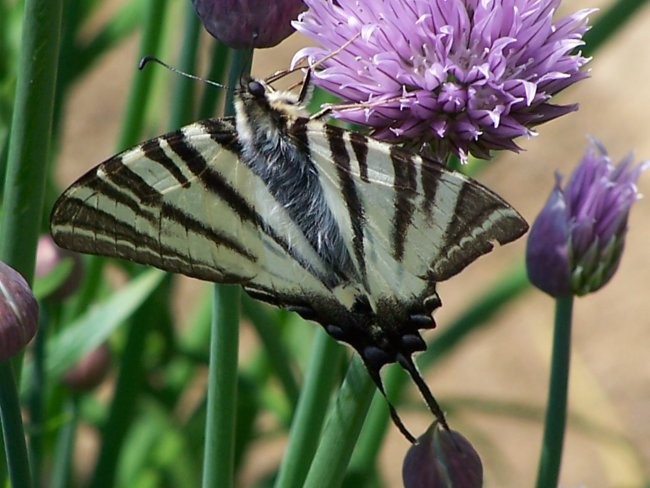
[527,139,648,297]
[0,261,38,361]
[193,0,306,49]
[293,0,593,161]
[403,422,482,488]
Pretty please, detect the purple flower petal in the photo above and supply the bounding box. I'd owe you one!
[293,0,593,161]
[527,139,648,297]
[526,175,573,297]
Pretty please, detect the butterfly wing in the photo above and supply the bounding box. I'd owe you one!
[50,118,338,306]
[303,123,528,308]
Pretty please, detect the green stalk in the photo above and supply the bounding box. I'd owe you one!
[275,330,345,488]
[303,357,376,488]
[535,295,574,488]
[0,361,31,488]
[201,285,240,488]
[0,0,63,486]
[0,0,62,280]
[116,0,168,150]
[201,48,251,488]
[169,1,201,128]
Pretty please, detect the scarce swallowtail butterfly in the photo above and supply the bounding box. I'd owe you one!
[50,74,528,441]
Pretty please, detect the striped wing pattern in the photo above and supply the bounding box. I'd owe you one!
[51,81,528,439]
[51,118,336,308]
[51,108,528,354]
[304,123,528,309]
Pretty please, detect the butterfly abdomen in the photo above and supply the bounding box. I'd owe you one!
[235,86,357,280]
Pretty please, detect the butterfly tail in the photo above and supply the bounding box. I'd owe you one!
[365,367,417,444]
[397,353,450,431]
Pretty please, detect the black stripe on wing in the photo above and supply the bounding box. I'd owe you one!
[390,147,417,262]
[430,180,527,280]
[348,131,369,183]
[52,196,252,283]
[325,125,367,281]
[142,138,191,188]
[160,122,336,288]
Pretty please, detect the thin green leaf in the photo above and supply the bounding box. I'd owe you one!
[31,258,72,300]
[21,269,164,395]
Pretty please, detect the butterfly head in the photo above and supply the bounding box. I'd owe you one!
[237,77,308,119]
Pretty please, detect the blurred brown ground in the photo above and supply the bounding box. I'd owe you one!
[57,1,650,486]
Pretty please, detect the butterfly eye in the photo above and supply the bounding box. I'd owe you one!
[248,80,265,98]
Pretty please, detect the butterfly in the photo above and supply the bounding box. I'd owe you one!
[50,74,528,441]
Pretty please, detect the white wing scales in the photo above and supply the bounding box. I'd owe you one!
[51,79,529,442]
[51,119,335,305]
[303,123,527,309]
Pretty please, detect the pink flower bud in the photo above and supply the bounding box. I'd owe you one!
[403,422,482,488]
[0,261,38,361]
[193,0,306,49]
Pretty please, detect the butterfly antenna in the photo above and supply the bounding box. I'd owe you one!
[366,368,416,443]
[266,32,363,96]
[138,56,226,90]
[397,353,450,431]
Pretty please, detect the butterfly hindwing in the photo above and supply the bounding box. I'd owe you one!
[302,122,528,308]
[51,77,529,440]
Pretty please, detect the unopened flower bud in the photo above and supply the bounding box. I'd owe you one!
[192,0,306,49]
[403,422,482,488]
[62,343,111,392]
[0,261,38,361]
[527,139,648,297]
[36,235,83,300]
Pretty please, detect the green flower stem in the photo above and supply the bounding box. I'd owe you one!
[202,285,241,488]
[0,361,31,488]
[202,48,251,488]
[535,295,574,488]
[0,0,63,485]
[275,330,345,488]
[303,357,376,488]
[0,0,62,278]
[116,0,168,149]
[169,1,201,128]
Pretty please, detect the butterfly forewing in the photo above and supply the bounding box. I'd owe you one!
[51,119,337,306]
[51,77,529,440]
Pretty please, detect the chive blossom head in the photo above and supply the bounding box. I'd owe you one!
[294,0,593,162]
